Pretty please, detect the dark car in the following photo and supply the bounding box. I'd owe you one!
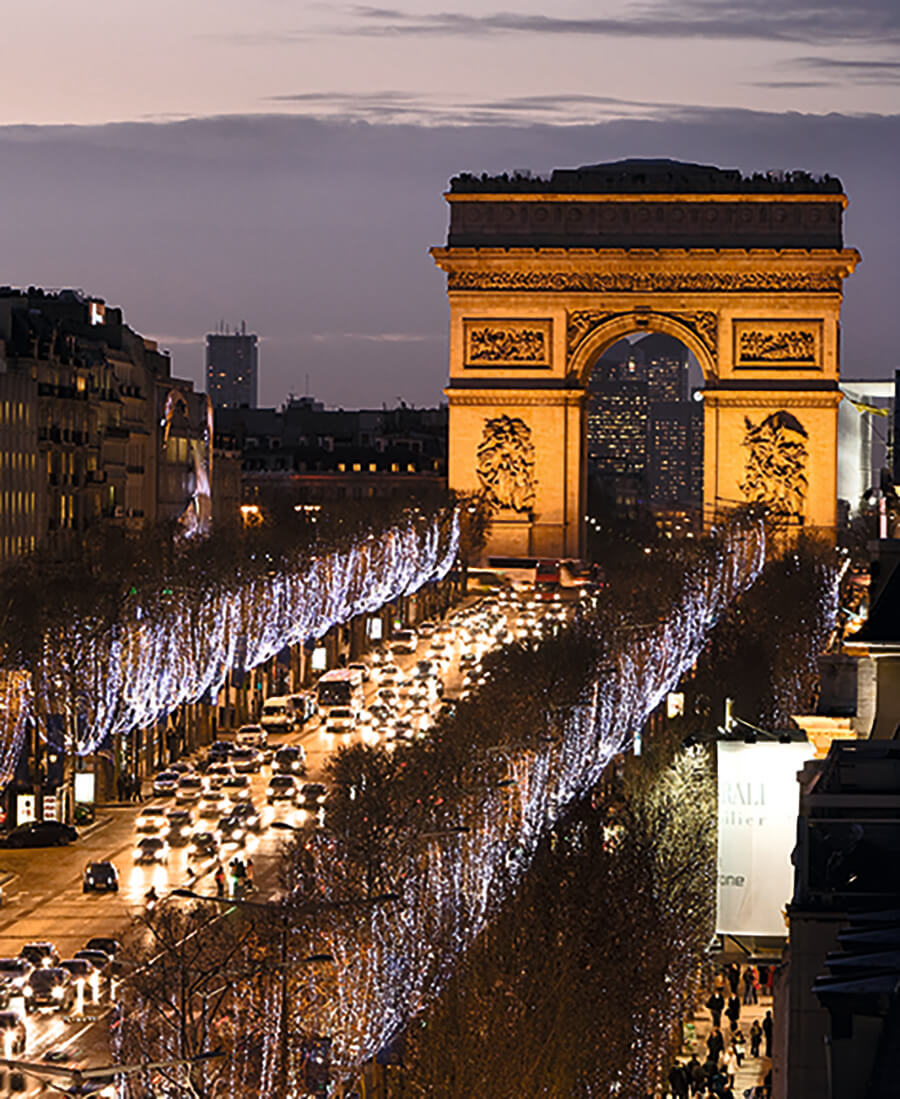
[132,836,169,865]
[19,942,59,970]
[73,950,113,982]
[0,958,33,993]
[266,774,299,804]
[0,1010,26,1053]
[165,809,195,846]
[0,821,77,848]
[229,747,262,774]
[298,783,328,810]
[187,831,219,862]
[59,958,95,985]
[216,815,246,847]
[84,938,120,960]
[23,968,74,1013]
[226,802,262,833]
[82,861,119,893]
[206,741,232,765]
[273,745,306,776]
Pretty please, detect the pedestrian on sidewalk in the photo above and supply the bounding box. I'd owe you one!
[727,962,740,995]
[762,1009,773,1057]
[743,965,758,1004]
[732,1028,746,1067]
[706,989,724,1028]
[245,856,254,890]
[723,1046,738,1088]
[116,773,126,802]
[685,1055,703,1097]
[215,864,226,898]
[750,1018,762,1058]
[725,993,741,1032]
[706,1026,725,1065]
[667,1063,689,1099]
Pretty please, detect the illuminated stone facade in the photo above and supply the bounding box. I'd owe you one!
[432,160,860,559]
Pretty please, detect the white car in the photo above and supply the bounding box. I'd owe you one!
[390,629,418,655]
[235,724,267,749]
[152,771,179,798]
[175,775,204,805]
[324,706,354,732]
[136,807,168,834]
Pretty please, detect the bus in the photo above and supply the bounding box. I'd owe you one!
[315,670,362,714]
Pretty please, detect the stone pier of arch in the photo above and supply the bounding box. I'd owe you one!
[432,159,860,561]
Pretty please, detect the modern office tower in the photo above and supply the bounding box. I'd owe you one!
[586,335,701,514]
[206,322,258,409]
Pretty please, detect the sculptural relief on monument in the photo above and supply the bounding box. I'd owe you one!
[565,309,718,364]
[464,319,551,368]
[740,410,809,521]
[476,415,537,513]
[734,320,821,368]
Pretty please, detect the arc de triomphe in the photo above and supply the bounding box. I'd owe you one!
[431,159,860,560]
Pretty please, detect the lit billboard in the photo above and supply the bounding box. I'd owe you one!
[716,741,812,937]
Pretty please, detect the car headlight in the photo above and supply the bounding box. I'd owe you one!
[181,827,191,837]
[52,987,64,1000]
[231,828,243,839]
[133,849,143,859]
[23,987,32,997]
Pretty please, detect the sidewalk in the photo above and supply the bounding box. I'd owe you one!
[676,969,773,1097]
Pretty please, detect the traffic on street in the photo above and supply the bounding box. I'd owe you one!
[0,587,573,1093]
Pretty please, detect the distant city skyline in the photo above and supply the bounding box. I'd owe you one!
[0,3,897,407]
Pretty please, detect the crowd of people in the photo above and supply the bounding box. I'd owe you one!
[666,962,774,1099]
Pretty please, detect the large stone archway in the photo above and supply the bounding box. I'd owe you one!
[431,159,860,560]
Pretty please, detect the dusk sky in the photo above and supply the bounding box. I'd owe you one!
[3,0,899,407]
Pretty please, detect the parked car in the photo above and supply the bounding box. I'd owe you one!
[19,943,59,970]
[133,836,169,865]
[0,1010,26,1052]
[266,774,299,805]
[273,745,307,776]
[152,771,180,798]
[82,861,119,893]
[0,821,77,848]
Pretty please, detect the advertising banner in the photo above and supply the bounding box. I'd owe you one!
[716,741,812,936]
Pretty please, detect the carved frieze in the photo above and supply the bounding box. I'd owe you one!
[476,415,537,512]
[448,269,846,294]
[740,410,809,521]
[733,319,822,368]
[565,309,718,363]
[464,319,551,368]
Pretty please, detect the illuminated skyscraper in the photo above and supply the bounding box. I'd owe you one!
[206,322,258,409]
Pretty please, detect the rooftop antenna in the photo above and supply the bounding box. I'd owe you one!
[305,372,310,396]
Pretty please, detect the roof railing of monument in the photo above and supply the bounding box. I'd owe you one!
[448,165,844,195]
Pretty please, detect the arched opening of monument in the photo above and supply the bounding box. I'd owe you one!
[585,331,703,547]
